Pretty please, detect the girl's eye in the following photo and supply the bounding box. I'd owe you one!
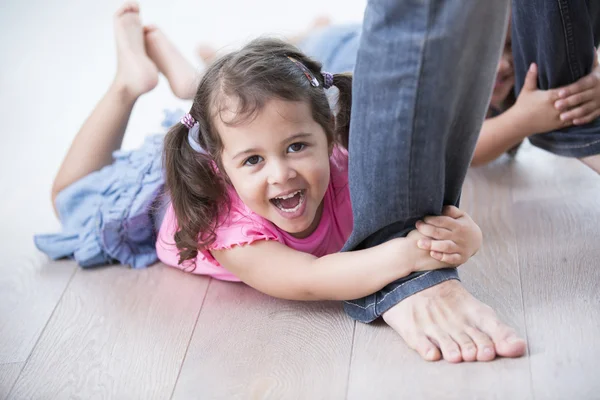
[288,143,306,153]
[244,155,263,166]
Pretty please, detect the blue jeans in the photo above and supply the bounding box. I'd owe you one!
[339,1,511,323]
[512,0,600,157]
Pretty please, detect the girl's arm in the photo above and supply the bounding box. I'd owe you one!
[471,108,530,166]
[211,234,445,301]
[472,63,570,166]
[212,209,482,302]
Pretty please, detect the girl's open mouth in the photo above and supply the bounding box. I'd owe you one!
[270,190,308,220]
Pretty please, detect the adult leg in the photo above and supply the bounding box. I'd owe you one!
[512,0,600,171]
[343,0,526,362]
[51,2,158,211]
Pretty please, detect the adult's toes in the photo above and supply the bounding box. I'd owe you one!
[495,334,527,357]
[404,332,442,362]
[451,331,478,362]
[477,317,526,358]
[428,330,462,363]
[465,326,496,361]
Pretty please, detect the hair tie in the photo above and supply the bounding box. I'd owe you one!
[321,71,333,89]
[181,113,196,129]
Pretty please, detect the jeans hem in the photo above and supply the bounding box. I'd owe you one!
[343,268,460,323]
[529,135,600,158]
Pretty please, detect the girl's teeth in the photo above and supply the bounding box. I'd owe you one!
[276,190,300,200]
[274,191,305,212]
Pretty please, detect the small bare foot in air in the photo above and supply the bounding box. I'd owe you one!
[113,2,159,98]
[288,16,332,45]
[144,24,198,100]
[196,43,218,65]
[196,16,332,64]
[383,280,527,363]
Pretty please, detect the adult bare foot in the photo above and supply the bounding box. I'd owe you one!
[383,280,527,363]
[113,2,159,99]
[144,24,198,100]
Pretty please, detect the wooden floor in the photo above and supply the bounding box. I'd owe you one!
[2,1,600,399]
[2,143,600,400]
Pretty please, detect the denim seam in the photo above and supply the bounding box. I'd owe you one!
[557,0,580,80]
[407,0,432,218]
[343,271,434,310]
[532,136,600,149]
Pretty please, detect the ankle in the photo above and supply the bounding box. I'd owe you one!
[109,78,142,105]
[170,75,198,100]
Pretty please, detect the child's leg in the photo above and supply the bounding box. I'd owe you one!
[195,17,332,66]
[51,2,158,212]
[580,155,600,174]
[196,44,218,66]
[144,25,199,100]
[287,16,332,45]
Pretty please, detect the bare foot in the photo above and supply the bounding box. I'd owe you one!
[196,44,218,65]
[383,280,527,363]
[113,2,159,98]
[288,16,332,45]
[195,16,332,65]
[144,24,198,100]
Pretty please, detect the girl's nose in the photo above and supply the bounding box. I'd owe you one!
[497,56,512,74]
[267,159,297,185]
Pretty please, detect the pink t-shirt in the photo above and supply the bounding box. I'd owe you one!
[156,146,352,281]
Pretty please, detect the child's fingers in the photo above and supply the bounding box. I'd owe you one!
[558,73,598,98]
[522,63,538,91]
[429,251,463,266]
[417,238,459,254]
[442,205,463,219]
[573,109,600,125]
[422,215,457,230]
[560,100,598,121]
[555,88,595,111]
[415,221,452,240]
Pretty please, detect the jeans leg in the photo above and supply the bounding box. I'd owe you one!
[342,0,510,323]
[512,0,600,157]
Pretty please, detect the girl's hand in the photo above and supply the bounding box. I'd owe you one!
[510,63,570,135]
[555,50,600,125]
[414,206,483,266]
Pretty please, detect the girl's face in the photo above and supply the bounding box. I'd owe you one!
[217,98,331,238]
[490,26,515,108]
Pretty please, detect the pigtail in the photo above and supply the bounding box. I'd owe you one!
[162,122,228,265]
[331,73,353,149]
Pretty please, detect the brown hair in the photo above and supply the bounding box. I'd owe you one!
[163,37,353,265]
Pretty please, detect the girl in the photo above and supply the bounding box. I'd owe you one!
[36,3,482,303]
[198,21,600,167]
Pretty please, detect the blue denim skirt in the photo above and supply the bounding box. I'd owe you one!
[33,111,185,268]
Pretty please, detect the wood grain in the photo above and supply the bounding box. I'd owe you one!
[9,265,209,400]
[172,280,355,400]
[513,189,600,400]
[0,363,23,400]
